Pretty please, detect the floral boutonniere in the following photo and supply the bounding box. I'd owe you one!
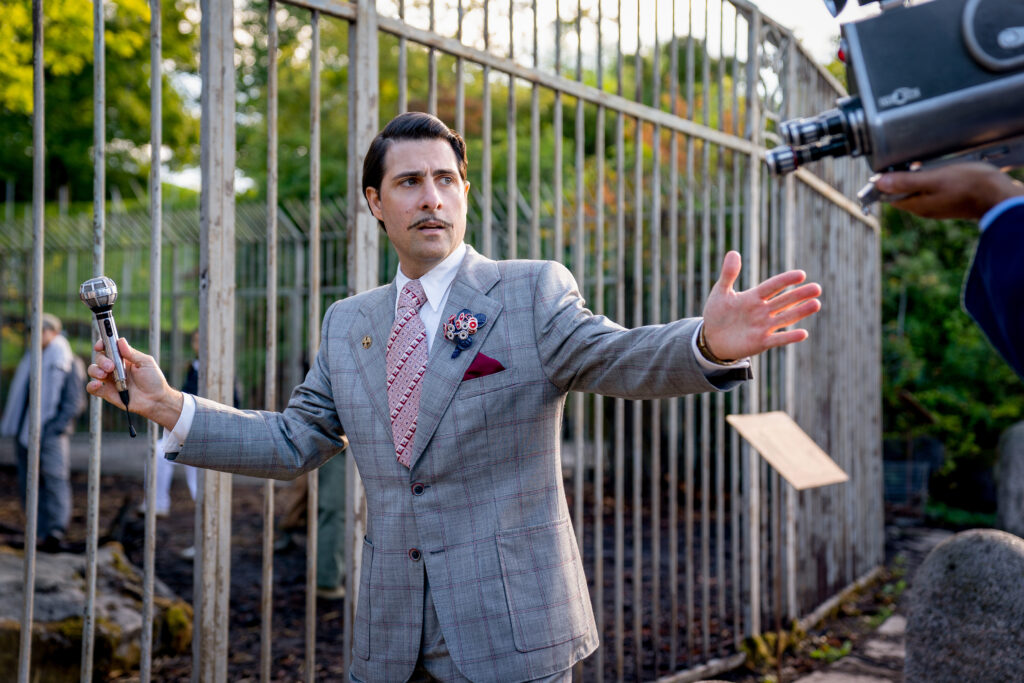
[443,309,487,358]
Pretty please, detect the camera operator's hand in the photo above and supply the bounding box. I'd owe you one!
[877,162,1024,220]
[86,337,184,431]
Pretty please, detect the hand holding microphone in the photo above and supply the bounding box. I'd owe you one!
[81,277,185,434]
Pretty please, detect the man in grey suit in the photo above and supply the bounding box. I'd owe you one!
[87,112,822,682]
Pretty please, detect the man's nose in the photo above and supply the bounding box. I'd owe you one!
[419,180,443,210]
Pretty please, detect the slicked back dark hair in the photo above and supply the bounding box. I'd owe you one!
[362,112,469,229]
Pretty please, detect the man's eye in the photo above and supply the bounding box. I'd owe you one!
[440,176,454,185]
[401,178,417,186]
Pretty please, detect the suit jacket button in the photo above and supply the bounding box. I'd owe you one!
[408,548,421,561]
[411,483,426,495]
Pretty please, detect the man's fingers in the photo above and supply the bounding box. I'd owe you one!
[713,251,742,294]
[754,269,807,300]
[770,299,822,330]
[763,328,810,350]
[87,362,108,381]
[767,283,822,313]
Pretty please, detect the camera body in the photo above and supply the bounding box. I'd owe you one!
[766,0,1024,206]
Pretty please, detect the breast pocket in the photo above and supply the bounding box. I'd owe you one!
[456,366,516,399]
[496,517,591,652]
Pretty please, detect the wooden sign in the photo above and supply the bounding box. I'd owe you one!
[726,411,848,490]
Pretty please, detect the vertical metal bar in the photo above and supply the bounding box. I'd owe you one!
[306,12,322,683]
[80,0,104,676]
[529,0,541,260]
[700,1,712,658]
[428,0,437,114]
[398,0,407,113]
[481,0,493,257]
[345,0,379,671]
[783,37,799,624]
[456,0,465,135]
[730,7,743,648]
[593,3,605,678]
[553,0,563,263]
[649,0,662,672]
[614,5,626,678]
[573,0,585,548]
[631,1,644,670]
[197,0,236,678]
[170,248,183,388]
[262,3,280,680]
[684,0,696,663]
[506,0,517,259]
[141,0,163,678]
[572,8,586,679]
[18,3,45,681]
[667,0,680,669]
[715,1,728,655]
[744,7,763,637]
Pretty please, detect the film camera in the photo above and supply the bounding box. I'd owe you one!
[764,0,1024,210]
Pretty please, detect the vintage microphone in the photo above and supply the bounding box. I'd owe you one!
[79,276,137,438]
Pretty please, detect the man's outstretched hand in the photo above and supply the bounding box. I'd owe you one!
[86,337,183,431]
[701,251,822,362]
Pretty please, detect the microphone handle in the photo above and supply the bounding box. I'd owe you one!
[94,308,128,393]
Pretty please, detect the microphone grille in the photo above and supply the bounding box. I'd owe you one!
[80,276,118,310]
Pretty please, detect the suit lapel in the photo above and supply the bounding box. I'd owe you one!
[409,248,502,469]
[351,283,397,431]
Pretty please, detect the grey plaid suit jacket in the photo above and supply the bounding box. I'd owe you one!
[171,245,749,682]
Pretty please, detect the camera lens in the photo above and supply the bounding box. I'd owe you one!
[765,146,799,175]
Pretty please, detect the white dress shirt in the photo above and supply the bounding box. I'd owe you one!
[160,241,746,453]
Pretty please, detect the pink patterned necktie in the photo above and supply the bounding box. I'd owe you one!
[387,279,429,468]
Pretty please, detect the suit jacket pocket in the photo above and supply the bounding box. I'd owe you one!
[457,367,516,399]
[352,536,374,660]
[496,517,589,652]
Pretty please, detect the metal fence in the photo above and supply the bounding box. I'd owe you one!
[5,0,882,680]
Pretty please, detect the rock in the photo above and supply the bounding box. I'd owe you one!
[998,421,1024,537]
[905,528,1024,683]
[0,543,192,681]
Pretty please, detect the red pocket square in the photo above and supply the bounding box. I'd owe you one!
[462,352,506,381]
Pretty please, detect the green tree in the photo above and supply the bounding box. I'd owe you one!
[881,204,1024,510]
[0,0,200,205]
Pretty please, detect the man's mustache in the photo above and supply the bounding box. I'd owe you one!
[409,216,453,230]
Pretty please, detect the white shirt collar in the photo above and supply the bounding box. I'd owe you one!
[394,242,468,314]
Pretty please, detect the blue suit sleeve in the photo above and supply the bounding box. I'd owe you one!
[963,203,1024,380]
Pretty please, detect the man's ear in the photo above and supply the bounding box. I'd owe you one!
[463,180,470,200]
[365,187,384,222]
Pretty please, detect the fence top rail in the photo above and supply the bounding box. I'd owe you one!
[273,0,869,232]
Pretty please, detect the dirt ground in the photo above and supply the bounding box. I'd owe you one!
[0,465,927,682]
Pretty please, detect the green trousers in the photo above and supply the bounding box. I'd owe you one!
[317,454,347,589]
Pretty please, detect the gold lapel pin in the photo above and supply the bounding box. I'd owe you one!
[361,335,372,349]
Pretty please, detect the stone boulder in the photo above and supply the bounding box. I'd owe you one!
[0,543,192,682]
[998,421,1024,537]
[905,528,1024,683]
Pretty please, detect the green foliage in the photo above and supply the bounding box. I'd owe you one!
[881,203,1024,507]
[0,0,200,203]
[924,500,998,529]
[809,639,851,663]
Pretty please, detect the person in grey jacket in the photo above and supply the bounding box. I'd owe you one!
[86,112,823,682]
[1,313,86,551]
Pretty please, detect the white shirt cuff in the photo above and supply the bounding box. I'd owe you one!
[158,393,196,456]
[979,195,1024,232]
[692,321,752,376]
